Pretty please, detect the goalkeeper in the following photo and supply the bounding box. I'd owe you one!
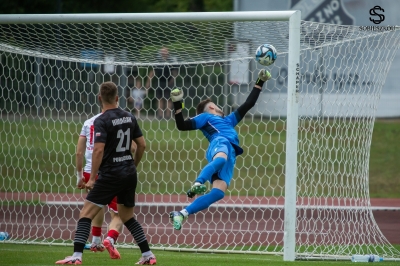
[169,69,271,230]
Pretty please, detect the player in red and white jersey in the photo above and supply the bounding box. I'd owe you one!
[76,112,131,259]
[78,113,102,176]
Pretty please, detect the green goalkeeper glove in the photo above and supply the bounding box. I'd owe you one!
[171,88,184,110]
[255,69,271,87]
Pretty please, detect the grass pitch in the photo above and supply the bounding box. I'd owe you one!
[0,117,399,198]
[0,243,399,266]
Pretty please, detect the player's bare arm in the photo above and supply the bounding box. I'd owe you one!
[145,68,154,89]
[86,142,104,190]
[130,140,137,155]
[133,136,146,167]
[168,68,178,87]
[76,136,87,189]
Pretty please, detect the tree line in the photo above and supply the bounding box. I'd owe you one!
[0,0,233,14]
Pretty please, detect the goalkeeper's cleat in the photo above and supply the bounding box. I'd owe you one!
[135,255,157,265]
[84,243,91,250]
[169,211,186,230]
[89,242,105,252]
[186,183,207,198]
[103,239,121,259]
[55,256,82,265]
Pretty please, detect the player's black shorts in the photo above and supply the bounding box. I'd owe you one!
[86,172,137,207]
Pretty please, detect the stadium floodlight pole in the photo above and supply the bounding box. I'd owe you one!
[284,10,301,262]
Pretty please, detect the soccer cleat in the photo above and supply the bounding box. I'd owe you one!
[169,211,185,230]
[103,239,121,259]
[89,242,105,252]
[84,243,91,250]
[55,256,82,265]
[186,183,207,198]
[135,255,157,265]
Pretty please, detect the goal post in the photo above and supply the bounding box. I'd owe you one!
[284,10,301,261]
[0,11,399,262]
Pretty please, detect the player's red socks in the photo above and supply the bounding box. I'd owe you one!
[107,229,119,243]
[92,226,102,237]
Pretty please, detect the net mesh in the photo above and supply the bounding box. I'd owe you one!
[0,16,399,259]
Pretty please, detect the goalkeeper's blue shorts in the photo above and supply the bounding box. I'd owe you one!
[206,136,236,187]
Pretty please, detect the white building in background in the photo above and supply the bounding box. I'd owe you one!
[234,0,400,118]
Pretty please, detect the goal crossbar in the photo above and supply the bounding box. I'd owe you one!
[0,11,297,24]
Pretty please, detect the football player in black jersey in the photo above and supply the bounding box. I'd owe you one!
[56,81,156,265]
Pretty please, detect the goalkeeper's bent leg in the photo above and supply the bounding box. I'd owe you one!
[195,157,227,184]
[185,188,225,215]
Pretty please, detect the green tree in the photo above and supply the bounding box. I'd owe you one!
[0,0,232,14]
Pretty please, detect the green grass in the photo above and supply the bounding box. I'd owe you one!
[0,117,399,197]
[368,119,400,197]
[0,243,399,266]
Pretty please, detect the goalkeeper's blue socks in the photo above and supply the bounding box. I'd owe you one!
[185,188,225,215]
[195,157,227,184]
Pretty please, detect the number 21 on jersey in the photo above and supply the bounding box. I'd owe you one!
[116,128,130,152]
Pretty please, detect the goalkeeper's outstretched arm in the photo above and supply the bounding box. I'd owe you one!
[170,88,195,131]
[236,69,271,118]
[170,69,270,130]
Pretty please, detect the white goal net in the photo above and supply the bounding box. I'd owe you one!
[0,12,399,260]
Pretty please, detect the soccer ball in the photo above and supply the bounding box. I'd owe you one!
[0,232,9,240]
[255,44,277,66]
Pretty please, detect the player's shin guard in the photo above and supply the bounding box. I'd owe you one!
[186,188,225,215]
[74,217,92,253]
[195,157,227,184]
[124,218,150,253]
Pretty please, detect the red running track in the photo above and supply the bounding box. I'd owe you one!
[0,192,399,247]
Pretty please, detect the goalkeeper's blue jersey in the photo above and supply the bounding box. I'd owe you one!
[190,110,244,156]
